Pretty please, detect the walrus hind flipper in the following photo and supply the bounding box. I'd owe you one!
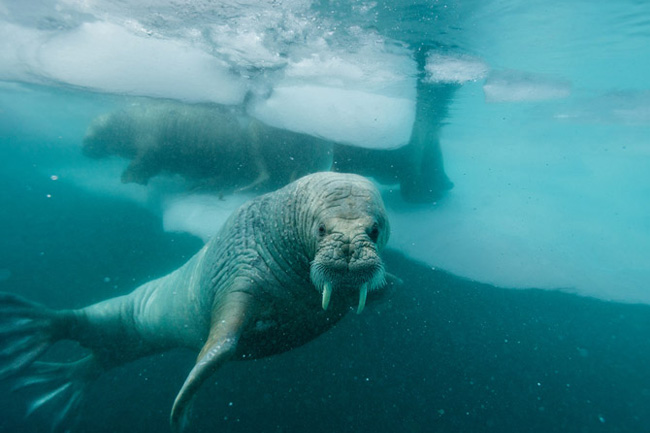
[12,357,102,432]
[0,292,99,431]
[0,293,60,380]
[170,291,252,433]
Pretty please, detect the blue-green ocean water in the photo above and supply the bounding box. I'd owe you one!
[1,0,650,432]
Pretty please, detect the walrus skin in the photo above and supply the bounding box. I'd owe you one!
[0,172,390,432]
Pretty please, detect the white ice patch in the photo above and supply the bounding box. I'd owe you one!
[483,70,571,102]
[0,21,248,104]
[388,181,650,304]
[162,194,250,242]
[425,53,489,84]
[249,46,417,149]
[249,85,414,149]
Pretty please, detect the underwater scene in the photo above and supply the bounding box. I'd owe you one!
[1,0,649,432]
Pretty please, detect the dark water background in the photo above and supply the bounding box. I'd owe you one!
[1,162,650,433]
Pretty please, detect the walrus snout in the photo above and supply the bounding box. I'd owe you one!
[310,252,386,315]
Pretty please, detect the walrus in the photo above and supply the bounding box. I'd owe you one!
[82,101,333,193]
[0,172,390,432]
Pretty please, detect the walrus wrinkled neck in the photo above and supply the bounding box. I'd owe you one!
[255,184,315,272]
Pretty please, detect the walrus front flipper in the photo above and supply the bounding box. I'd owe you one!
[170,291,252,432]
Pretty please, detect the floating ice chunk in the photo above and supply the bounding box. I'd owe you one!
[483,70,571,102]
[162,194,251,242]
[249,44,417,149]
[249,85,415,149]
[0,21,248,105]
[425,53,489,84]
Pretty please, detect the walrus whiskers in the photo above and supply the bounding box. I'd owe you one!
[310,259,386,314]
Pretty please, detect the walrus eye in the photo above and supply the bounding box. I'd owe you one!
[368,223,380,243]
[318,223,326,237]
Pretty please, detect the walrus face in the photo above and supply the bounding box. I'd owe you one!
[308,180,390,314]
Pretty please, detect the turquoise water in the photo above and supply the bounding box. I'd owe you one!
[1,0,649,432]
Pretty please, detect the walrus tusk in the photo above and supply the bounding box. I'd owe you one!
[321,283,332,310]
[357,283,368,315]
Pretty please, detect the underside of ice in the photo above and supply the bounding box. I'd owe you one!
[0,3,418,150]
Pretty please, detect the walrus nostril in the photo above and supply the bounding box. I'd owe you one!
[342,242,350,258]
